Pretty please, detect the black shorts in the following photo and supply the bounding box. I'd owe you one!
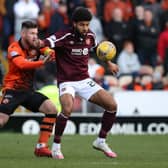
[0,89,48,115]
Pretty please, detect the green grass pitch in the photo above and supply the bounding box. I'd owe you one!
[0,133,168,168]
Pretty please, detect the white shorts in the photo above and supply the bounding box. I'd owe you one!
[59,78,103,100]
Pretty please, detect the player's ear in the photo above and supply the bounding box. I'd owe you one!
[21,29,25,38]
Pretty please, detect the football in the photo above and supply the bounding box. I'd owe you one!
[96,41,117,61]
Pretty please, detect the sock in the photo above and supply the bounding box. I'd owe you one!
[52,143,61,149]
[37,114,56,144]
[99,111,116,138]
[96,137,105,144]
[54,113,68,143]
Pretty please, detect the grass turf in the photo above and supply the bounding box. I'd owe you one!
[0,133,168,168]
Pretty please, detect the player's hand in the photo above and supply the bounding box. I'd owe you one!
[41,47,56,61]
[106,61,119,75]
[42,55,52,63]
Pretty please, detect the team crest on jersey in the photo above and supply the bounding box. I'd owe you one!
[83,48,89,55]
[86,38,91,45]
[2,98,10,104]
[69,41,74,45]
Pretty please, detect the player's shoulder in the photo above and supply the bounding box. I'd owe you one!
[8,41,21,51]
[8,41,22,58]
[87,29,96,39]
[55,27,73,38]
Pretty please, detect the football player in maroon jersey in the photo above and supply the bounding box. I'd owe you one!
[34,7,119,159]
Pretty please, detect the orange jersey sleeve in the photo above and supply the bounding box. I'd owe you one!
[12,56,44,70]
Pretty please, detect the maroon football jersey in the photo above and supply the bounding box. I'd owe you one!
[44,28,97,84]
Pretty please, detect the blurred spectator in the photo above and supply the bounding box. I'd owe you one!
[13,0,40,40]
[117,41,141,75]
[96,0,105,18]
[141,74,153,90]
[48,1,69,35]
[157,19,168,75]
[127,74,153,91]
[118,74,133,90]
[131,0,144,6]
[160,0,168,31]
[135,9,160,67]
[142,0,162,24]
[152,65,164,89]
[84,0,97,15]
[1,0,16,55]
[134,5,145,22]
[103,0,133,22]
[0,0,6,36]
[139,65,154,75]
[89,11,105,43]
[104,8,132,56]
[93,66,110,90]
[67,0,82,18]
[105,75,119,88]
[83,0,105,43]
[162,76,168,90]
[37,0,53,38]
[0,60,3,85]
[0,0,6,48]
[130,5,145,50]
[127,74,142,90]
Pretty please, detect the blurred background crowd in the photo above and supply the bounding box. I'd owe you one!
[0,0,168,94]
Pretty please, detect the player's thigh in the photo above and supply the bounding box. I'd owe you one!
[0,113,10,127]
[0,89,24,115]
[89,89,117,112]
[59,83,75,115]
[22,92,49,113]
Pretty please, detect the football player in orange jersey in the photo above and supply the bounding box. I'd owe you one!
[0,21,58,157]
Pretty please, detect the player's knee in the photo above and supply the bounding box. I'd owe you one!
[47,105,58,115]
[40,100,58,114]
[108,100,117,112]
[0,118,7,128]
[113,101,117,112]
[62,107,72,117]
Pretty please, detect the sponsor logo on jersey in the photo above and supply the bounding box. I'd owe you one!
[71,48,88,56]
[10,51,19,57]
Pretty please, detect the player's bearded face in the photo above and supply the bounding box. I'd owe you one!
[24,28,38,48]
[74,21,90,37]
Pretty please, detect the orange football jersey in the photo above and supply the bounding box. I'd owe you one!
[3,40,44,91]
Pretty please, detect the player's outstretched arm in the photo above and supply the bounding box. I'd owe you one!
[106,61,119,75]
[12,56,44,69]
